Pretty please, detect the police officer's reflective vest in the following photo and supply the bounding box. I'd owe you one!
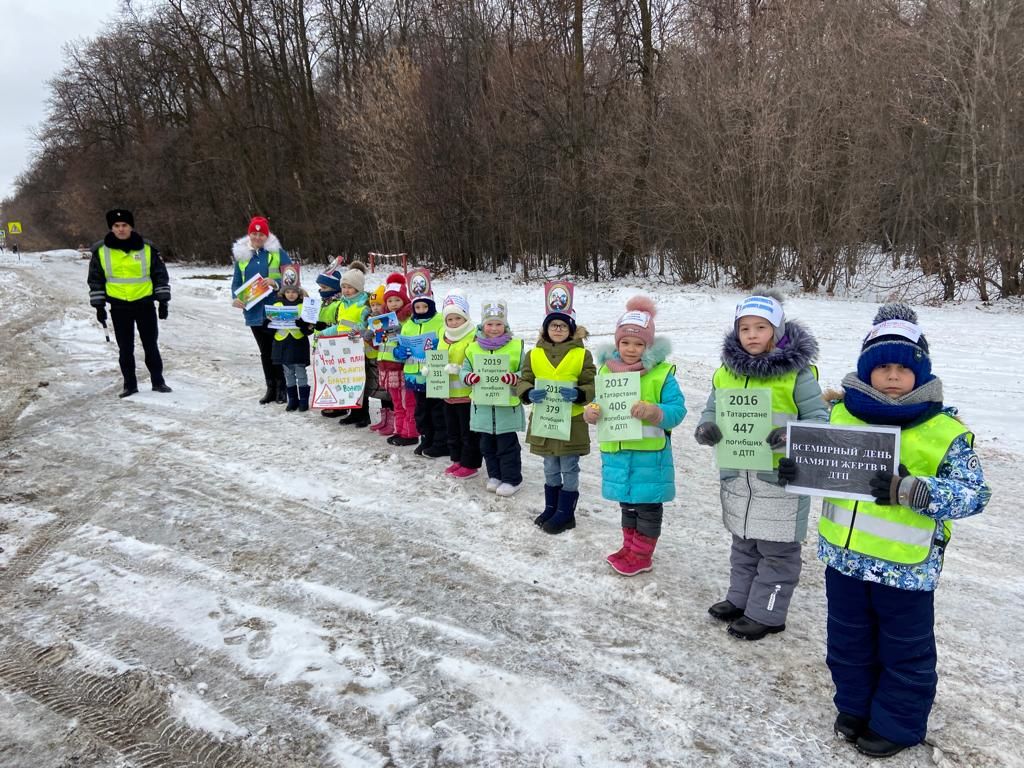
[598,361,674,453]
[712,366,817,469]
[819,403,969,565]
[529,347,586,416]
[100,244,153,301]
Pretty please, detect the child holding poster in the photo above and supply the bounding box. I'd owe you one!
[583,296,686,574]
[435,290,482,478]
[364,284,395,435]
[780,303,989,758]
[331,261,371,426]
[516,281,596,534]
[693,288,827,641]
[271,266,313,412]
[380,273,419,447]
[299,267,345,417]
[393,268,447,457]
[462,299,525,496]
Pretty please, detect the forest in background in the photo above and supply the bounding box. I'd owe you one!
[1,0,1022,300]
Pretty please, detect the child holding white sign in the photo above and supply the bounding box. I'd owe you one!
[436,291,482,478]
[784,303,990,759]
[462,299,525,496]
[516,281,596,534]
[583,296,686,575]
[271,267,314,412]
[693,288,827,641]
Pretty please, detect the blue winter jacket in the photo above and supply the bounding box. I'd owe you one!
[597,340,687,503]
[230,234,292,327]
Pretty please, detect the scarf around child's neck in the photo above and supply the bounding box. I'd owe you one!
[604,356,647,375]
[445,321,475,343]
[841,372,944,427]
[477,330,511,350]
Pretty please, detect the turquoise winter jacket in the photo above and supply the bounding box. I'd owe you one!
[597,339,687,503]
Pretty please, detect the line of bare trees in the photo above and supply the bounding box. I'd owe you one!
[2,0,1022,298]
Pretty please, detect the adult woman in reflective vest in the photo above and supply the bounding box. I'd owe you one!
[583,296,687,577]
[87,208,172,398]
[780,303,990,759]
[231,216,292,404]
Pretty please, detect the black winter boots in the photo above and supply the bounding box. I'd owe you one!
[708,600,744,622]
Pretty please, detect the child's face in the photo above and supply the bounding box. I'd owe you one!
[870,363,916,397]
[341,284,357,297]
[413,300,430,315]
[446,314,467,329]
[369,301,384,315]
[386,296,404,311]
[547,320,570,343]
[483,320,506,338]
[283,289,300,302]
[737,316,774,355]
[617,336,646,365]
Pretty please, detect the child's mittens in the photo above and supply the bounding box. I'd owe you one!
[393,345,412,361]
[870,465,931,509]
[527,388,547,403]
[631,401,663,424]
[583,403,601,425]
[765,427,787,449]
[296,318,314,336]
[694,422,723,446]
[559,386,579,403]
[444,363,461,375]
[500,372,519,386]
[314,320,329,331]
[776,458,797,486]
[464,373,481,386]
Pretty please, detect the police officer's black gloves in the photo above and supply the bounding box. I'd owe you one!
[95,306,107,323]
[158,301,169,320]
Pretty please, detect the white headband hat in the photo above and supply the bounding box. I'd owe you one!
[735,294,786,342]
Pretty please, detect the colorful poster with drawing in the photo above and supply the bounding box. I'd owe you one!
[234,273,274,309]
[265,305,300,329]
[311,335,366,410]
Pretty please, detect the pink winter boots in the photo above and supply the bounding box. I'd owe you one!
[607,529,658,576]
[370,408,395,436]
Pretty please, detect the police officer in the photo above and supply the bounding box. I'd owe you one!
[88,209,172,397]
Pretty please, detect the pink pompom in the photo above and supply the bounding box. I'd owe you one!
[625,294,657,318]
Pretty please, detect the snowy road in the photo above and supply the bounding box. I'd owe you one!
[0,251,1020,767]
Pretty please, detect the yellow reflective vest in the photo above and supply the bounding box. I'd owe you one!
[598,361,674,453]
[236,251,282,281]
[819,403,969,565]
[438,333,475,398]
[272,301,303,341]
[529,347,586,416]
[99,244,154,301]
[465,338,524,406]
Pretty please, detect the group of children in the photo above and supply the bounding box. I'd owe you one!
[251,259,990,760]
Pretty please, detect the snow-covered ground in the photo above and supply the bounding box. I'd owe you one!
[0,249,1020,768]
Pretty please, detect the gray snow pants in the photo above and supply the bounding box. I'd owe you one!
[725,535,802,627]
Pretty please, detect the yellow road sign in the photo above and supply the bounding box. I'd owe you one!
[7,222,22,234]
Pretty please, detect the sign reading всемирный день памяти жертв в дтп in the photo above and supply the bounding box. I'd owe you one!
[784,422,900,502]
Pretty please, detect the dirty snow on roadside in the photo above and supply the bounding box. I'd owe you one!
[0,250,1020,768]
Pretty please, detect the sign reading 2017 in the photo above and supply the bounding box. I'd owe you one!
[595,372,642,442]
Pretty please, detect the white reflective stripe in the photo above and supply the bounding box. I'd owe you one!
[102,246,150,284]
[641,425,665,439]
[822,502,933,549]
[771,411,791,425]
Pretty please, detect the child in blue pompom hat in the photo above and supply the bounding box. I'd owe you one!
[781,302,991,759]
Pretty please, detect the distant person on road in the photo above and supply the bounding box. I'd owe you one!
[88,208,172,398]
[231,216,292,404]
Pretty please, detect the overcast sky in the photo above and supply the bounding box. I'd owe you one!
[0,0,124,199]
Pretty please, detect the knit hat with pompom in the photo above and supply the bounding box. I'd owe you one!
[614,295,657,348]
[382,272,410,304]
[341,261,367,293]
[857,302,933,385]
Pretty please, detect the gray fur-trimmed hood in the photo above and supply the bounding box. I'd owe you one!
[595,336,672,370]
[721,318,817,377]
[232,234,283,263]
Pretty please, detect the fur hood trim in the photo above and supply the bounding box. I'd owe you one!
[595,336,672,369]
[232,234,283,263]
[721,318,817,377]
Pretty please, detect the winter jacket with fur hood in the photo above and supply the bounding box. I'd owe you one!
[595,337,687,504]
[516,327,597,457]
[230,234,292,326]
[698,318,827,542]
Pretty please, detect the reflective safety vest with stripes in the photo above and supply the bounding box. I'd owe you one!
[272,301,303,341]
[529,347,586,417]
[402,314,445,379]
[437,333,475,398]
[99,244,154,301]
[711,366,817,469]
[465,338,524,406]
[236,251,282,282]
[819,403,969,565]
[598,361,674,453]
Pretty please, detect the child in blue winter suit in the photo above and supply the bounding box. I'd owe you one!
[583,296,686,576]
[694,289,827,641]
[779,303,990,759]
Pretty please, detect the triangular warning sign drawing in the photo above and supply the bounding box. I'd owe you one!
[316,383,339,406]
